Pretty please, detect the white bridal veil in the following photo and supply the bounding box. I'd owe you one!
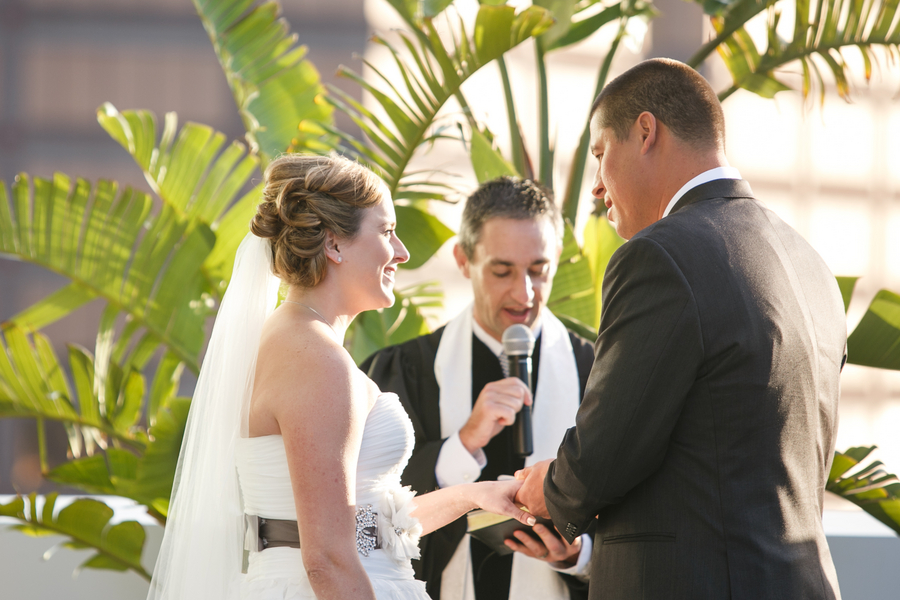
[147,233,279,600]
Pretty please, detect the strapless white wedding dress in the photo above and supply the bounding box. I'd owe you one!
[235,392,428,599]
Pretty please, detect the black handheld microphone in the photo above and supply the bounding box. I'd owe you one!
[502,324,535,458]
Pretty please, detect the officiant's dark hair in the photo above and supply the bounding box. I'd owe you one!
[458,177,561,259]
[251,154,385,287]
[590,58,725,152]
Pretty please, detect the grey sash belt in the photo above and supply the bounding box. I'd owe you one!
[256,517,301,551]
[253,505,382,556]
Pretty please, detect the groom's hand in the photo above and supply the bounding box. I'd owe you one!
[459,378,532,455]
[514,458,552,519]
[504,522,581,567]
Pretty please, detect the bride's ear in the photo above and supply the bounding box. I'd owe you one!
[324,230,343,264]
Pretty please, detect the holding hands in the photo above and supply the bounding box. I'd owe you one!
[514,458,553,519]
[510,459,583,567]
[467,478,537,527]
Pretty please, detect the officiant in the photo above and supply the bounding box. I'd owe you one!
[362,177,594,600]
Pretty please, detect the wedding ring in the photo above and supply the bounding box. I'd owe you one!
[539,551,549,559]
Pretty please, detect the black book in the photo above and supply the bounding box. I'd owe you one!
[466,509,556,556]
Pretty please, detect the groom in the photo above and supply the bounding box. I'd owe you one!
[517,58,845,599]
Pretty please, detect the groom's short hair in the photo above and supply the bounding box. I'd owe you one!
[591,58,726,153]
[458,176,562,260]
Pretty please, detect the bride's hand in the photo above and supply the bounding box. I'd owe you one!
[468,479,536,526]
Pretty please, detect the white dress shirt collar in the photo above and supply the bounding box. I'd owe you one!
[472,316,542,357]
[661,166,742,218]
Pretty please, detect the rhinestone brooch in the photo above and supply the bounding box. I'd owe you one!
[355,504,378,557]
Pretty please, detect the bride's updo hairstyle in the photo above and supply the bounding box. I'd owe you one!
[251,154,385,287]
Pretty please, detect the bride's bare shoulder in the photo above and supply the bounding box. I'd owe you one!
[253,310,371,416]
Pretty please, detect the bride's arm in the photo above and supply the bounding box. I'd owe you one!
[410,479,536,536]
[266,331,376,600]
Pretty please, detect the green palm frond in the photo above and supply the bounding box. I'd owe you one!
[0,321,188,516]
[836,275,860,312]
[832,276,900,370]
[0,325,149,457]
[846,289,900,370]
[828,446,900,535]
[320,4,552,267]
[383,0,456,24]
[704,0,900,101]
[97,103,261,295]
[0,493,151,580]
[323,4,553,199]
[0,174,212,373]
[582,213,625,327]
[548,223,598,330]
[688,0,773,68]
[191,0,334,163]
[46,398,190,522]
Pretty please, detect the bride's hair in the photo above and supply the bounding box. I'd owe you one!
[251,154,385,287]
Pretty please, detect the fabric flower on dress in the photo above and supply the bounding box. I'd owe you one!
[377,485,422,563]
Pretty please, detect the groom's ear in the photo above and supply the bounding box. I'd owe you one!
[637,111,658,155]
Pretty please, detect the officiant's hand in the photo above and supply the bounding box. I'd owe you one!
[514,458,552,519]
[504,523,582,567]
[459,378,532,455]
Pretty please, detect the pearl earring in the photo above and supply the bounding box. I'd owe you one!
[337,256,342,263]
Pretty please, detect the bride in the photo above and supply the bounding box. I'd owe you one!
[146,154,535,600]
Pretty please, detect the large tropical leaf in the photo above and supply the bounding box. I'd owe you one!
[46,398,190,522]
[697,0,900,101]
[326,5,553,185]
[191,0,333,163]
[349,283,444,364]
[827,446,900,536]
[320,4,552,267]
[470,127,518,184]
[549,0,635,50]
[0,174,211,372]
[582,213,625,327]
[687,0,772,68]
[832,276,900,370]
[0,493,151,580]
[383,0,456,24]
[0,325,150,460]
[836,275,860,313]
[97,103,261,296]
[547,223,598,331]
[846,289,900,370]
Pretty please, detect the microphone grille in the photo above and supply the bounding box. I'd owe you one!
[502,324,536,356]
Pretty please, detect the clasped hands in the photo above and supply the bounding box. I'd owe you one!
[508,459,581,567]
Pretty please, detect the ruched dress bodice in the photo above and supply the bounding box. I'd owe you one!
[236,392,427,599]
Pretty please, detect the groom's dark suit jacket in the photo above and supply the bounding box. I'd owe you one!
[362,327,594,599]
[545,179,846,599]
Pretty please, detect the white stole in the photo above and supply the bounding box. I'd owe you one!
[434,304,581,600]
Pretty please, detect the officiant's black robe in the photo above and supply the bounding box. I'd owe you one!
[361,326,595,600]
